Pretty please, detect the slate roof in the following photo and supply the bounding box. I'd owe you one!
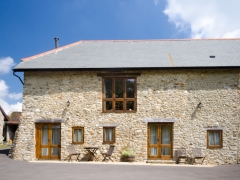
[6,112,21,125]
[13,39,240,71]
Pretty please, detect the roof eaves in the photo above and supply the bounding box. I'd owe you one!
[21,40,84,62]
[0,106,10,121]
[12,66,240,72]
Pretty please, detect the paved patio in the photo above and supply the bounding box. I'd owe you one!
[0,148,239,180]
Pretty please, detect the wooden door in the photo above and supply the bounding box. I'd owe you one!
[36,123,61,159]
[148,123,173,160]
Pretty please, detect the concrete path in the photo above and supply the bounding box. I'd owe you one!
[0,149,239,180]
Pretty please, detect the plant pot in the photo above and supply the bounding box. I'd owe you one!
[122,156,135,162]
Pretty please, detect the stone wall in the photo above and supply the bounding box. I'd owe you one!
[10,70,240,164]
[0,112,4,143]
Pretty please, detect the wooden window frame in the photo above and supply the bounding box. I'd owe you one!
[103,127,115,144]
[207,130,222,148]
[102,77,137,113]
[72,126,84,144]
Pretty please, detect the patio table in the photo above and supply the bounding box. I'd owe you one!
[84,146,99,161]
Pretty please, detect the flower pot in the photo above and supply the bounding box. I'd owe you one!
[122,156,135,162]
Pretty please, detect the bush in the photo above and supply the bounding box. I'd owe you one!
[121,148,135,158]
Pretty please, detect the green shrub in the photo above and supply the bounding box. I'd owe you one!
[121,148,135,157]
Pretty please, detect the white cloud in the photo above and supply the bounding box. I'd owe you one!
[163,0,240,38]
[0,57,15,74]
[0,80,9,98]
[0,80,22,115]
[8,92,23,100]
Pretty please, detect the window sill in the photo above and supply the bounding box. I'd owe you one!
[207,146,222,149]
[102,111,137,113]
[72,142,84,144]
[102,142,115,144]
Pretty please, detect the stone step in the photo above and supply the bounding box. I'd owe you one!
[146,160,176,164]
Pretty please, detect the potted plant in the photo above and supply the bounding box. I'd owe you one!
[121,147,135,162]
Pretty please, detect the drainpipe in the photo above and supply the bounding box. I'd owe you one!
[13,71,24,85]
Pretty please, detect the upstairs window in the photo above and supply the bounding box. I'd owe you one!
[207,130,222,148]
[102,78,136,112]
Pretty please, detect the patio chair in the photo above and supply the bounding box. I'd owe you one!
[101,145,115,162]
[177,148,188,164]
[192,148,206,165]
[67,145,81,162]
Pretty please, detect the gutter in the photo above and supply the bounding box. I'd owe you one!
[13,70,24,85]
[12,66,240,72]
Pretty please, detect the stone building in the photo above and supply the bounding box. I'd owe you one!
[0,106,10,143]
[11,39,240,164]
[5,112,21,143]
[0,106,21,143]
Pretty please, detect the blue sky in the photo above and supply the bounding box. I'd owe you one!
[0,0,240,115]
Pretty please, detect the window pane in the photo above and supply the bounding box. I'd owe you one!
[150,148,158,156]
[104,101,112,111]
[115,101,123,110]
[150,125,158,144]
[105,129,109,141]
[74,129,82,142]
[162,148,170,155]
[51,148,59,156]
[209,132,214,145]
[42,126,48,145]
[126,79,135,98]
[126,101,134,110]
[109,129,113,141]
[52,125,60,145]
[41,148,48,156]
[115,79,123,98]
[161,125,170,144]
[104,79,112,98]
[215,132,220,145]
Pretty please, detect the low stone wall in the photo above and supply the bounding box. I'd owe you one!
[10,70,240,164]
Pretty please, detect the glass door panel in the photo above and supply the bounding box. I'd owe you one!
[52,125,60,145]
[161,148,170,155]
[150,148,158,156]
[42,126,48,145]
[51,148,59,156]
[161,125,170,144]
[41,148,48,156]
[150,125,158,144]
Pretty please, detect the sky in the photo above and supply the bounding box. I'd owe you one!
[0,0,240,115]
